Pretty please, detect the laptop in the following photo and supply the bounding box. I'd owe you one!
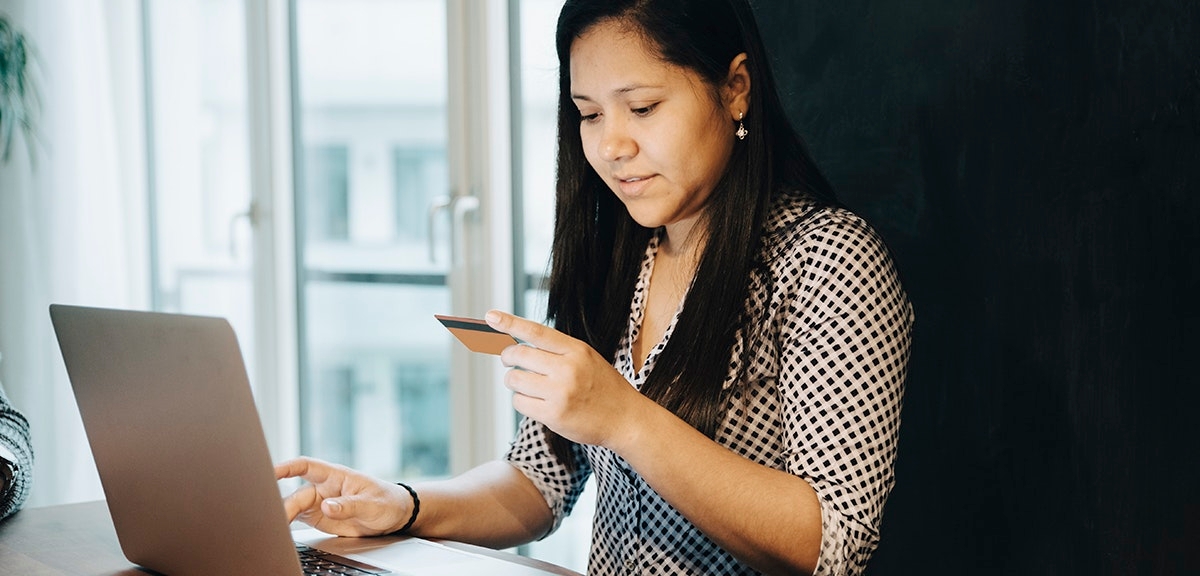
[50,304,570,576]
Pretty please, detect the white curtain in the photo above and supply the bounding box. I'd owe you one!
[0,0,148,507]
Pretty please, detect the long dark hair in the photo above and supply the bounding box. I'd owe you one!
[544,0,837,465]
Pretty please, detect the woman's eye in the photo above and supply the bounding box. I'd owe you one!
[580,112,601,124]
[632,104,658,116]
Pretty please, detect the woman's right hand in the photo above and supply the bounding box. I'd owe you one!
[275,456,414,537]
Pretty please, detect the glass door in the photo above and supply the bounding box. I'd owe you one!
[145,0,258,375]
[291,0,499,481]
[144,0,296,457]
[510,1,594,570]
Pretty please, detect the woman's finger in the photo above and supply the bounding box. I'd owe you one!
[281,482,320,522]
[485,310,572,354]
[511,388,551,422]
[274,456,332,483]
[498,342,560,376]
[502,363,553,400]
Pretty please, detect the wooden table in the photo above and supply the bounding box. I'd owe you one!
[0,500,580,575]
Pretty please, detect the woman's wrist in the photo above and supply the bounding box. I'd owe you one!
[392,482,420,535]
[602,393,659,457]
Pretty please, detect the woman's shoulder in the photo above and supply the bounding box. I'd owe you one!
[752,190,912,330]
[761,191,888,263]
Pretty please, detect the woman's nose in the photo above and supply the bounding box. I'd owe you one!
[597,120,637,162]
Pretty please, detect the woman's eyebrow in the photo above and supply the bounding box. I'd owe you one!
[571,83,666,101]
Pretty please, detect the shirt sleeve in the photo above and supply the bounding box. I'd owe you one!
[0,382,34,520]
[774,211,914,575]
[503,416,593,538]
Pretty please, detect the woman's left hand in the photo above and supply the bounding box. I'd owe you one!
[485,310,646,449]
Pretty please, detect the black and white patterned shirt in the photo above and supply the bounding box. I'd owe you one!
[0,381,33,520]
[506,193,914,575]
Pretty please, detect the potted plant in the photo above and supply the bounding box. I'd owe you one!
[0,11,37,520]
[0,12,38,166]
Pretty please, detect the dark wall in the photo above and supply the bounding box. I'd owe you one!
[753,1,1200,574]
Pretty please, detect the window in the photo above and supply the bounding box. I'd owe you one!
[510,1,594,571]
[393,147,448,243]
[144,0,257,375]
[304,145,350,242]
[142,0,592,569]
[292,0,458,481]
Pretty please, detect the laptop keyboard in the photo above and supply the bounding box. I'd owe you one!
[295,543,393,575]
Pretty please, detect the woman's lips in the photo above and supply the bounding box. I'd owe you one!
[617,174,655,196]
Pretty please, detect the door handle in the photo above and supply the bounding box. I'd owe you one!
[450,195,480,268]
[228,200,261,259]
[427,195,452,263]
[428,194,479,265]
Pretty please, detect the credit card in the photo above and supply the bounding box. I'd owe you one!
[434,314,519,355]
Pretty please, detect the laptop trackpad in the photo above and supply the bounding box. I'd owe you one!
[295,529,559,575]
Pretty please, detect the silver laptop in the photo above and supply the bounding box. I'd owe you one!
[50,304,570,576]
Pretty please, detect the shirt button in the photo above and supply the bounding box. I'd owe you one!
[625,557,636,571]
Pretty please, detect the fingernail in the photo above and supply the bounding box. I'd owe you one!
[485,310,501,325]
[325,500,342,513]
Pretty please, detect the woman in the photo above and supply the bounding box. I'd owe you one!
[277,1,913,574]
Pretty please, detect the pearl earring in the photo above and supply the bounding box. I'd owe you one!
[736,112,748,141]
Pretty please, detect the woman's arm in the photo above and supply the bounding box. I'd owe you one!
[408,460,555,548]
[611,396,824,575]
[487,213,913,575]
[276,457,553,549]
[486,312,823,575]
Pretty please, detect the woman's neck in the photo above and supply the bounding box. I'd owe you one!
[660,215,708,266]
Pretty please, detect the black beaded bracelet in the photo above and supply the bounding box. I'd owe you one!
[395,482,420,535]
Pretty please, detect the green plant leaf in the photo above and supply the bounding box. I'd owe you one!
[0,13,39,167]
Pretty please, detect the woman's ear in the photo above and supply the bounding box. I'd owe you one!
[723,52,751,121]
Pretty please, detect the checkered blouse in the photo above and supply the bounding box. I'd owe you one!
[0,382,33,520]
[505,193,914,575]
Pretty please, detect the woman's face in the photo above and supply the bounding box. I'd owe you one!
[570,20,741,235]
